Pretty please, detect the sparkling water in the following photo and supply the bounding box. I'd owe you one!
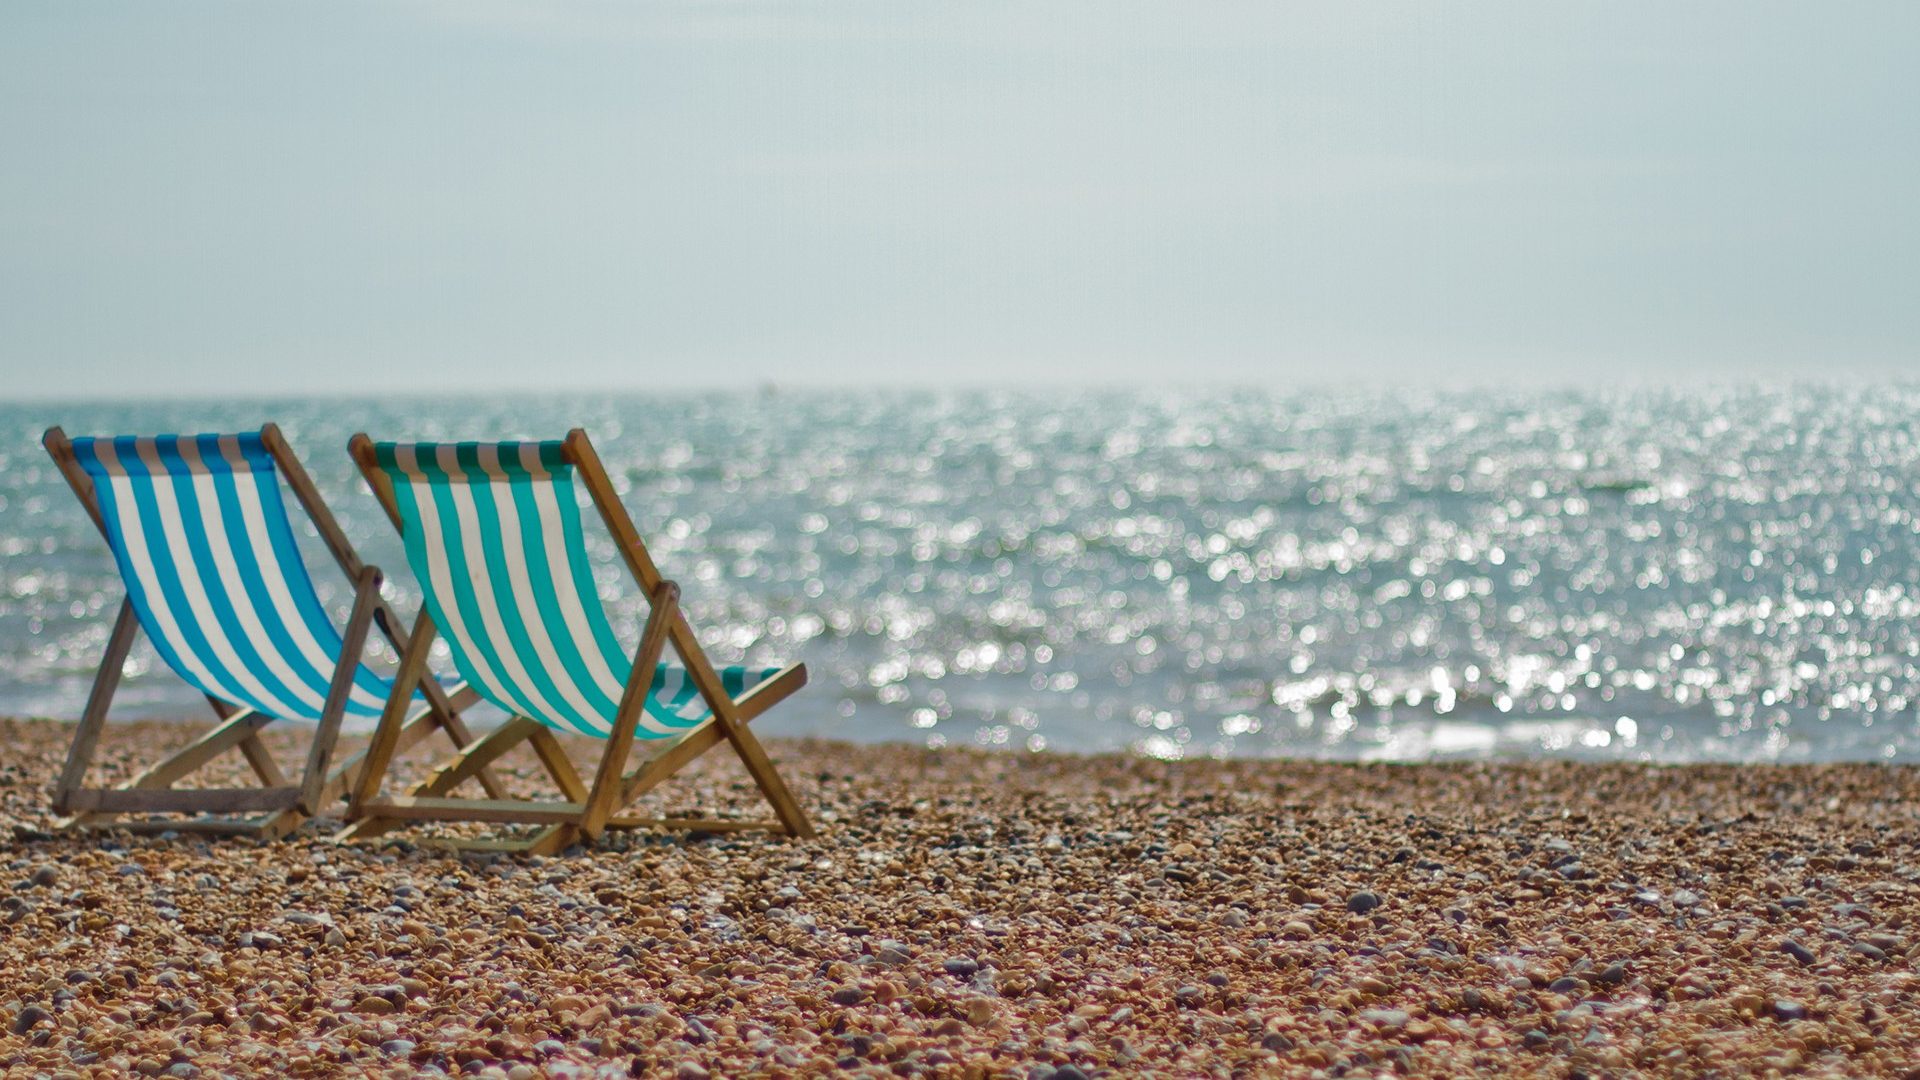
[4,385,1919,762]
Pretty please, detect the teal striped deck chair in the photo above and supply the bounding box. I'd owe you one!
[341,428,812,854]
[41,424,502,838]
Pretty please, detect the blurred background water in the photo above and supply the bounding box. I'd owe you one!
[3,385,1919,763]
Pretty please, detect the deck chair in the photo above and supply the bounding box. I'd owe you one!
[338,429,814,854]
[41,424,504,838]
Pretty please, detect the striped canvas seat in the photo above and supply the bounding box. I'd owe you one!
[70,434,399,723]
[367,440,782,739]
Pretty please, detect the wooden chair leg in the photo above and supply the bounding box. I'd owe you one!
[299,567,381,813]
[527,727,589,802]
[237,734,288,786]
[578,581,677,839]
[348,614,439,816]
[52,600,138,817]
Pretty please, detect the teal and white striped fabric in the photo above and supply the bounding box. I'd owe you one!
[70,434,400,723]
[369,440,782,739]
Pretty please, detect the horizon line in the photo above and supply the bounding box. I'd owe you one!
[7,370,1920,407]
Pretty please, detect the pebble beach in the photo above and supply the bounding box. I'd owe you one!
[3,718,1919,1079]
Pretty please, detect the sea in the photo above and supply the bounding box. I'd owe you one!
[3,385,1919,764]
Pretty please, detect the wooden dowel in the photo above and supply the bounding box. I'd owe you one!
[349,612,438,816]
[301,565,381,813]
[52,600,138,815]
[67,786,303,814]
[360,795,589,824]
[579,580,678,838]
[527,726,590,803]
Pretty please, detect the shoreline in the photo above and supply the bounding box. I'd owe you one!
[1,717,1917,1077]
[5,708,1907,769]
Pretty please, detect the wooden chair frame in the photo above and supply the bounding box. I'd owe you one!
[338,428,816,855]
[41,423,503,838]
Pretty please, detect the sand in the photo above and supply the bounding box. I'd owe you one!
[1,717,1918,1078]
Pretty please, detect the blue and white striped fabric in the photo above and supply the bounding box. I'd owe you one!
[71,433,399,723]
[370,440,783,739]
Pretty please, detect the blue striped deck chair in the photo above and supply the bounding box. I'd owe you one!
[41,424,503,838]
[340,428,813,854]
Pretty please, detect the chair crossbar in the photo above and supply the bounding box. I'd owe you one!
[360,796,589,825]
[65,786,303,814]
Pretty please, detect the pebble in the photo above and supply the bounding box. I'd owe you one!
[1781,939,1818,966]
[1346,891,1382,915]
[11,1004,51,1034]
[1360,1009,1410,1029]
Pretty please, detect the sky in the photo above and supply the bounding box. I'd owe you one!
[1,1,1916,398]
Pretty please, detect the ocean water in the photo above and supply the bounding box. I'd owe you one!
[3,386,1919,764]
